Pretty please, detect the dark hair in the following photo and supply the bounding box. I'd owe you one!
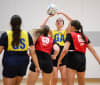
[71,20,87,43]
[10,15,22,46]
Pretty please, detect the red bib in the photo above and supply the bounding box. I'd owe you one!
[71,32,88,53]
[35,35,53,54]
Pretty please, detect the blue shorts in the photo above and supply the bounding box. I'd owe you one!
[3,64,28,78]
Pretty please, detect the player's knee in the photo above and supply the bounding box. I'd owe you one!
[52,75,58,81]
[61,77,67,82]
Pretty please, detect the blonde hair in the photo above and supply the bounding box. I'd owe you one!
[31,25,50,43]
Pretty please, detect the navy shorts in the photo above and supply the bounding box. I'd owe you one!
[2,55,29,78]
[3,64,28,78]
[66,51,86,72]
[30,50,53,73]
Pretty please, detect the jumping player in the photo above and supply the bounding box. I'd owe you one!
[41,11,72,85]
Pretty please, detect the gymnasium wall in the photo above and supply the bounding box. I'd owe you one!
[0,0,100,79]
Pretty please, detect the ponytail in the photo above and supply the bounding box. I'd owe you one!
[10,15,22,46]
[80,25,87,43]
[12,26,21,46]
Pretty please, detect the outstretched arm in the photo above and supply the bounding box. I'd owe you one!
[40,15,52,28]
[87,43,100,64]
[57,41,71,67]
[57,11,72,22]
[40,15,53,36]
[57,11,72,33]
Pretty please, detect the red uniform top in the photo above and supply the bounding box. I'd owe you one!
[71,32,88,53]
[35,35,53,54]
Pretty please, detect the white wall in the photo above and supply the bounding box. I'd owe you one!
[0,0,100,79]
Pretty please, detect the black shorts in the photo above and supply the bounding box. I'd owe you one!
[66,51,86,72]
[3,55,29,78]
[30,50,53,73]
[51,46,66,67]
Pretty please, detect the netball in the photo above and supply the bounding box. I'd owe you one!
[47,4,57,15]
